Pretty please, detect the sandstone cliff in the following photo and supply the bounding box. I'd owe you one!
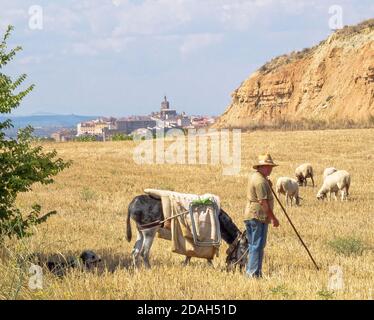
[214,19,374,129]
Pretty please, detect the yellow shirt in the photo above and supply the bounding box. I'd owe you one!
[244,170,274,223]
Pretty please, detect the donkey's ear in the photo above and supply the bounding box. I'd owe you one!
[47,261,55,271]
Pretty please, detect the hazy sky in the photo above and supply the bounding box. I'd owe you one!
[1,0,373,116]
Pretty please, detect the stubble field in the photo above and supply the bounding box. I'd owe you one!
[1,128,374,300]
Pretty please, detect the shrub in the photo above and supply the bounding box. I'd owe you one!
[74,135,97,142]
[328,237,365,256]
[0,26,71,242]
[111,133,133,141]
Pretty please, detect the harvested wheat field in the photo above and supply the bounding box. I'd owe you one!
[1,128,374,300]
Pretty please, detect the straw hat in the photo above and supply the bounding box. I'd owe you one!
[253,153,278,169]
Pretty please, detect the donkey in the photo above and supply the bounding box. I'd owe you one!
[126,194,248,270]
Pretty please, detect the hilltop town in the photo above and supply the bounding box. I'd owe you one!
[51,96,216,142]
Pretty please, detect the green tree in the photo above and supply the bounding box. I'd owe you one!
[0,26,71,242]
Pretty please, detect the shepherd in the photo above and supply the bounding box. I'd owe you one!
[244,153,280,278]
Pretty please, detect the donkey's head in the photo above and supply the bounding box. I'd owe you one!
[217,208,248,272]
[225,231,248,272]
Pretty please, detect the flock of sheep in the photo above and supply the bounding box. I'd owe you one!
[276,163,351,206]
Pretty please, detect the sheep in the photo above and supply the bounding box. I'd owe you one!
[295,163,314,187]
[276,177,301,207]
[316,170,351,201]
[323,167,338,181]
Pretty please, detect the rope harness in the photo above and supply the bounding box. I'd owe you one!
[231,247,249,266]
[138,210,189,230]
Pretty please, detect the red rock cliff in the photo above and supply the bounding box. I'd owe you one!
[214,19,374,128]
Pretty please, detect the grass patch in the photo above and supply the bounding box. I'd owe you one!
[269,285,293,298]
[328,237,365,256]
[317,289,335,300]
[80,187,97,202]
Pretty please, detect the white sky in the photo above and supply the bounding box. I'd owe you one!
[1,0,373,116]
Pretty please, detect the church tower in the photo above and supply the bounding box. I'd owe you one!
[159,96,177,120]
[161,96,170,111]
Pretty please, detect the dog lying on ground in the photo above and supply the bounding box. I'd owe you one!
[29,250,102,277]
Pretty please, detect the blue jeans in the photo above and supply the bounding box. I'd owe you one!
[245,219,269,278]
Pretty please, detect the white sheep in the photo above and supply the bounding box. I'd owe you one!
[276,177,301,207]
[316,170,351,201]
[323,167,338,181]
[295,163,315,187]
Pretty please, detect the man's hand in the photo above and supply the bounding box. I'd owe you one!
[272,217,280,228]
[259,199,279,228]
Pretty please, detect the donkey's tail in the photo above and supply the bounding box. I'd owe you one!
[126,207,132,242]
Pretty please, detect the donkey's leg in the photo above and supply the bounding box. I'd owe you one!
[206,259,213,266]
[140,227,159,269]
[132,230,144,269]
[183,256,191,266]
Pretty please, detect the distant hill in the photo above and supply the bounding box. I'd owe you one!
[0,114,97,128]
[0,114,97,137]
[214,19,374,129]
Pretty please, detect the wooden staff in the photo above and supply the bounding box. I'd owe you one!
[270,185,320,271]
